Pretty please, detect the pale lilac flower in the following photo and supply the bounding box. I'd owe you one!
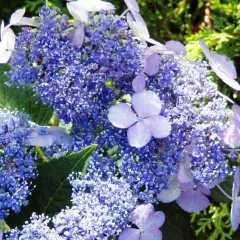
[222,104,240,148]
[165,40,187,56]
[126,13,165,47]
[157,176,182,203]
[231,167,240,231]
[0,8,33,63]
[67,0,115,23]
[145,53,160,76]
[108,90,171,148]
[132,72,146,93]
[119,203,165,240]
[199,40,240,91]
[124,0,140,13]
[72,23,84,48]
[176,161,210,213]
[27,126,73,148]
[0,230,3,240]
[158,159,210,213]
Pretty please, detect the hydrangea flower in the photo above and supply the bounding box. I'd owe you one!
[199,39,240,91]
[158,160,210,213]
[231,167,240,231]
[119,203,165,240]
[222,104,240,148]
[108,90,171,148]
[8,214,64,240]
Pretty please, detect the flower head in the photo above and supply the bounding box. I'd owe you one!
[108,90,171,148]
[199,40,240,91]
[119,203,165,240]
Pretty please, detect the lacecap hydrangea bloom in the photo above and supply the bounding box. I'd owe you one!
[8,174,137,240]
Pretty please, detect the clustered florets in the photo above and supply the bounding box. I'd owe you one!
[0,110,36,219]
[1,0,239,238]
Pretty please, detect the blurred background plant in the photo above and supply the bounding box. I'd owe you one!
[0,0,240,239]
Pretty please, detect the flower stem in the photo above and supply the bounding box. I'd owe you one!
[216,184,233,201]
[35,146,48,162]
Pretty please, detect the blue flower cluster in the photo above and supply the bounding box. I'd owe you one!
[8,175,136,240]
[9,6,144,127]
[0,110,36,219]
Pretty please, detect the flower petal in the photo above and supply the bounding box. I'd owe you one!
[127,122,152,148]
[3,28,16,50]
[231,105,240,126]
[131,21,150,40]
[197,186,211,196]
[145,211,165,229]
[176,190,210,213]
[131,203,155,229]
[27,127,72,148]
[157,177,182,203]
[199,39,212,60]
[124,0,140,12]
[97,1,115,11]
[143,115,171,138]
[145,53,160,76]
[10,8,26,25]
[233,167,240,201]
[140,229,162,240]
[108,103,137,129]
[211,53,237,79]
[177,161,194,184]
[222,124,240,148]
[119,228,140,240]
[27,129,55,147]
[131,90,162,118]
[131,11,146,25]
[132,72,146,93]
[165,40,187,56]
[0,50,12,64]
[213,68,240,91]
[72,24,84,48]
[231,199,240,231]
[15,17,38,27]
[67,2,89,23]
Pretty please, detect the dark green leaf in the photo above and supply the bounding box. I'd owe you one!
[156,203,197,240]
[0,64,53,125]
[6,144,97,228]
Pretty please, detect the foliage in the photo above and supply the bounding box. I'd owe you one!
[0,65,53,125]
[191,203,233,240]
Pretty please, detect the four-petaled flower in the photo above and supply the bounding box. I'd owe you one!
[119,203,165,240]
[108,90,171,148]
[199,39,240,91]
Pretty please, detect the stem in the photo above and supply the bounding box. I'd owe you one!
[46,0,48,6]
[113,8,129,24]
[35,146,48,162]
[217,91,235,104]
[216,184,233,201]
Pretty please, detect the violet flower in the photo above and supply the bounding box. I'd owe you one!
[231,167,240,231]
[199,40,240,91]
[108,90,171,148]
[119,203,165,240]
[222,104,240,148]
[158,159,210,213]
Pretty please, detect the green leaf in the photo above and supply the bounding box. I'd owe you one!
[0,64,53,125]
[0,220,10,232]
[6,144,97,228]
[211,176,233,203]
[156,203,197,240]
